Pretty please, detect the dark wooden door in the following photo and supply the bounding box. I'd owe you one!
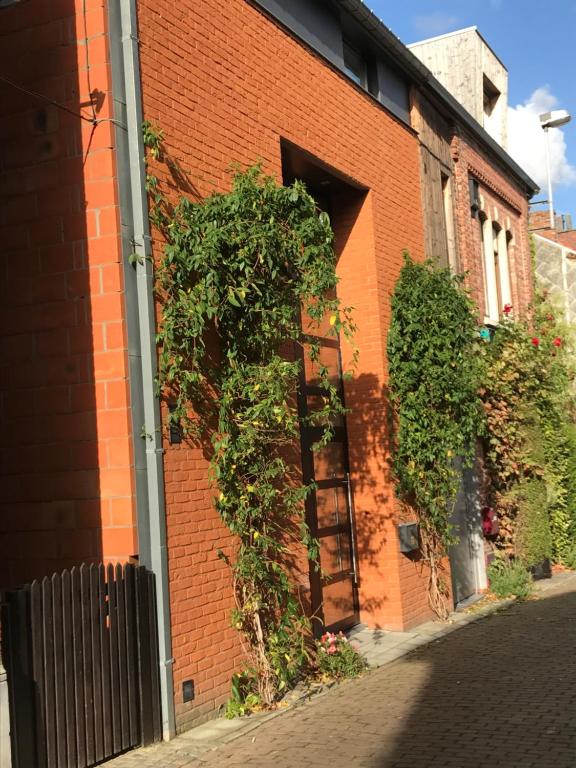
[298,335,360,636]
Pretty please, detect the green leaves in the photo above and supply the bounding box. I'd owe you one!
[481,292,576,565]
[387,255,484,552]
[153,163,354,711]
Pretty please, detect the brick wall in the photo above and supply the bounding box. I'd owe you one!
[136,0,428,730]
[0,0,136,587]
[452,130,533,319]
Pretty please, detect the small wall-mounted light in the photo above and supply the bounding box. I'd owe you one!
[398,522,419,553]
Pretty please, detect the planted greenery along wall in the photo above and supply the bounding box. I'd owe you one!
[387,256,484,617]
[148,155,355,709]
[480,294,576,567]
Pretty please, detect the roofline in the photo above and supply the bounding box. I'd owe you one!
[406,25,478,47]
[334,0,537,195]
[407,25,508,72]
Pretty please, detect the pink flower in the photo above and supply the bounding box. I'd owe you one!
[552,337,562,347]
[503,304,513,315]
[327,645,337,654]
[531,337,540,347]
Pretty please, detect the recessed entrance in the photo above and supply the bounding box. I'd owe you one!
[282,140,366,635]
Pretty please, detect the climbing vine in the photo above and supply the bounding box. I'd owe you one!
[481,294,576,566]
[143,129,354,709]
[387,256,484,618]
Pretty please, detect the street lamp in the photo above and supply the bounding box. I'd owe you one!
[539,109,572,229]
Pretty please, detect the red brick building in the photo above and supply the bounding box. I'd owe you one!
[0,0,537,742]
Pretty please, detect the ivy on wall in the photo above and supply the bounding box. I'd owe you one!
[387,255,484,617]
[143,134,355,710]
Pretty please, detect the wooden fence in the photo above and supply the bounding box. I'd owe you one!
[1,563,162,768]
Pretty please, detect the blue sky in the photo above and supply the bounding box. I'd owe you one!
[368,1,576,220]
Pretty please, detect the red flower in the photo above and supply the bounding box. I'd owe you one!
[552,337,562,347]
[546,314,554,322]
[531,337,540,347]
[503,304,513,315]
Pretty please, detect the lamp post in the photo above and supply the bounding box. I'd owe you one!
[539,109,572,229]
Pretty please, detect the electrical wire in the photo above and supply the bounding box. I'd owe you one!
[0,73,96,124]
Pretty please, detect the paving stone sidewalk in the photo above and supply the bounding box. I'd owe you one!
[109,573,576,768]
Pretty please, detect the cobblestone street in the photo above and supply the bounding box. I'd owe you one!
[112,577,576,768]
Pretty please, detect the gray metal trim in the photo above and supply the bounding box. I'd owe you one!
[250,0,538,195]
[333,0,539,196]
[107,0,176,740]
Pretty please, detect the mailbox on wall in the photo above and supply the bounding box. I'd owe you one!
[398,522,419,553]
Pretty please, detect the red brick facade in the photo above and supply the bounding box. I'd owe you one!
[136,0,429,729]
[0,0,136,586]
[452,129,534,319]
[0,0,538,739]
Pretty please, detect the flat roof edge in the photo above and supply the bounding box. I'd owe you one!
[334,0,536,193]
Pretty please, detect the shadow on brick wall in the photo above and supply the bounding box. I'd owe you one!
[0,0,104,587]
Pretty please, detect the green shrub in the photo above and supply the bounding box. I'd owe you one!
[487,555,533,599]
[514,478,552,567]
[316,632,367,680]
[561,543,576,571]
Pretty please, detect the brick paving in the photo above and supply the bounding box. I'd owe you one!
[110,576,576,768]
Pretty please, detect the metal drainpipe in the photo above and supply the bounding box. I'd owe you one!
[107,0,176,739]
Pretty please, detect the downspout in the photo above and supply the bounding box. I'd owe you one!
[107,0,176,739]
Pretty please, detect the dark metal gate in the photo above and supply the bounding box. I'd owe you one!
[2,563,162,768]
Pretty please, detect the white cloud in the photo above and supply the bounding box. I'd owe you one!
[412,12,460,37]
[508,86,576,189]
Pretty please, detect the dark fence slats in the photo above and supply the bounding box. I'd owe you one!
[89,565,104,764]
[30,581,47,768]
[42,577,57,768]
[51,574,67,768]
[98,564,113,759]
[135,567,154,747]
[80,564,95,767]
[3,563,161,768]
[107,563,121,756]
[71,566,87,768]
[124,565,139,747]
[148,572,162,743]
[115,563,130,751]
[61,570,77,768]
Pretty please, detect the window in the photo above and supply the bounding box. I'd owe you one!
[441,173,458,270]
[343,41,367,88]
[469,178,480,218]
[483,75,501,139]
[492,223,503,313]
[481,215,512,323]
[483,75,500,118]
